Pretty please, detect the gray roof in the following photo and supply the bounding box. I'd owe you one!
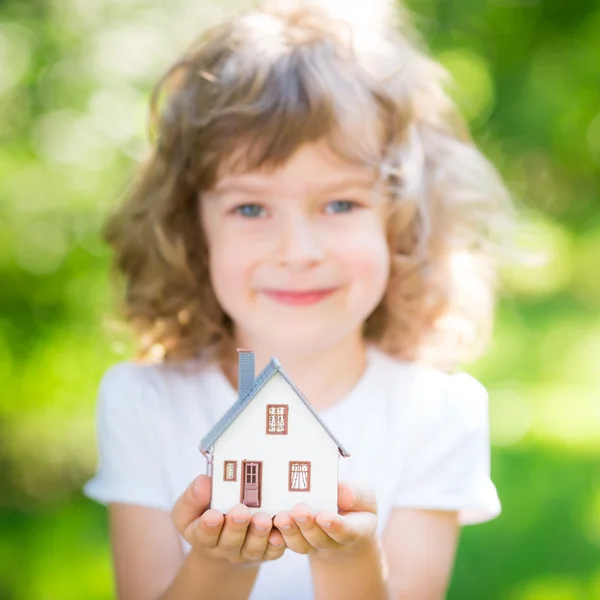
[200,358,351,457]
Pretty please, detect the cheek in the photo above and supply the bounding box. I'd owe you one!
[205,233,265,316]
[208,241,247,289]
[201,208,252,314]
[207,250,245,318]
[339,226,391,289]
[201,222,245,308]
[202,208,244,276]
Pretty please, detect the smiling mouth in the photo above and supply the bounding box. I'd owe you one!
[260,288,338,306]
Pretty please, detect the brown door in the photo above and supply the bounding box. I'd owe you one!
[242,461,261,507]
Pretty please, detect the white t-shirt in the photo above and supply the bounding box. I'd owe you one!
[84,346,500,600]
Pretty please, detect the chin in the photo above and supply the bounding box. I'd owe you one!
[253,317,360,354]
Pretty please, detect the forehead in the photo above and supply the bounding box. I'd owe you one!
[212,140,379,195]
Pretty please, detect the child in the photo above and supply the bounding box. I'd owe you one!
[84,1,509,598]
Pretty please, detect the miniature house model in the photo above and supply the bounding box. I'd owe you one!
[200,350,350,515]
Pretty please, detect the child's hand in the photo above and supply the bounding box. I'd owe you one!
[272,482,378,561]
[172,475,286,567]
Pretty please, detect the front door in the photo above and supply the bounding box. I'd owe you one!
[242,461,261,507]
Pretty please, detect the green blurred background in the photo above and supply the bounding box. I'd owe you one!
[1,0,599,598]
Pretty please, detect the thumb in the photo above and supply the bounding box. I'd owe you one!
[337,481,378,515]
[171,474,212,534]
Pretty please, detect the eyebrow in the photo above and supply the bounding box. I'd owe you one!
[313,177,376,193]
[211,180,270,195]
[212,175,376,196]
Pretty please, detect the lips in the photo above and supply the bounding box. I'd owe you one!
[261,288,338,306]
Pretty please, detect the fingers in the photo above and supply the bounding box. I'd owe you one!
[337,482,378,515]
[191,509,225,549]
[218,504,252,554]
[263,530,286,561]
[240,512,272,562]
[173,482,286,565]
[275,502,376,554]
[243,518,285,562]
[273,511,312,554]
[172,475,212,535]
[289,504,336,552]
[315,511,378,545]
[192,504,286,565]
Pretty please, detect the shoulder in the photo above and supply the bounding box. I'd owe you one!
[99,361,152,394]
[98,362,163,406]
[416,366,488,428]
[96,358,214,417]
[402,365,491,457]
[369,347,489,433]
[366,345,424,393]
[94,362,164,428]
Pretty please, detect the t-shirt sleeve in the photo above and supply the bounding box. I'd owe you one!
[83,363,172,511]
[393,370,501,525]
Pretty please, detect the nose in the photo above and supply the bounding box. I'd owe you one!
[275,214,325,269]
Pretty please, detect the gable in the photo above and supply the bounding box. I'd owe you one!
[215,373,337,453]
[200,360,350,457]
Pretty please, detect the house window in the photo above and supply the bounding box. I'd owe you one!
[289,462,311,491]
[224,461,237,481]
[266,404,288,434]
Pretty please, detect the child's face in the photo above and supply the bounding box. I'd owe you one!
[200,140,390,355]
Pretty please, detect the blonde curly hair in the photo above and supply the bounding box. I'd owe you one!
[104,2,513,369]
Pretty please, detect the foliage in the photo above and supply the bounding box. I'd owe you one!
[1,0,599,598]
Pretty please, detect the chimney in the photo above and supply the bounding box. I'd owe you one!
[237,349,255,400]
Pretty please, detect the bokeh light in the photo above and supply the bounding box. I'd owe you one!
[1,0,598,599]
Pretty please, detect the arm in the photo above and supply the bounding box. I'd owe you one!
[382,508,460,600]
[159,550,260,600]
[272,484,459,600]
[109,476,285,600]
[310,538,391,600]
[274,484,391,600]
[109,504,259,600]
[309,507,459,600]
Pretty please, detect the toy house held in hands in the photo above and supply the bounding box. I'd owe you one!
[200,349,350,515]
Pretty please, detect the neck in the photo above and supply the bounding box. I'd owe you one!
[222,330,368,411]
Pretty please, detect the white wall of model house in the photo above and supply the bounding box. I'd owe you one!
[211,372,340,515]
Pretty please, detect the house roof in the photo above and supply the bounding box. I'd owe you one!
[200,358,351,457]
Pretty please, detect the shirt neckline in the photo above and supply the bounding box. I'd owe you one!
[209,345,381,417]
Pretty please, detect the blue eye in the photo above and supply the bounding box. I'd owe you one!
[325,200,360,214]
[234,204,267,218]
